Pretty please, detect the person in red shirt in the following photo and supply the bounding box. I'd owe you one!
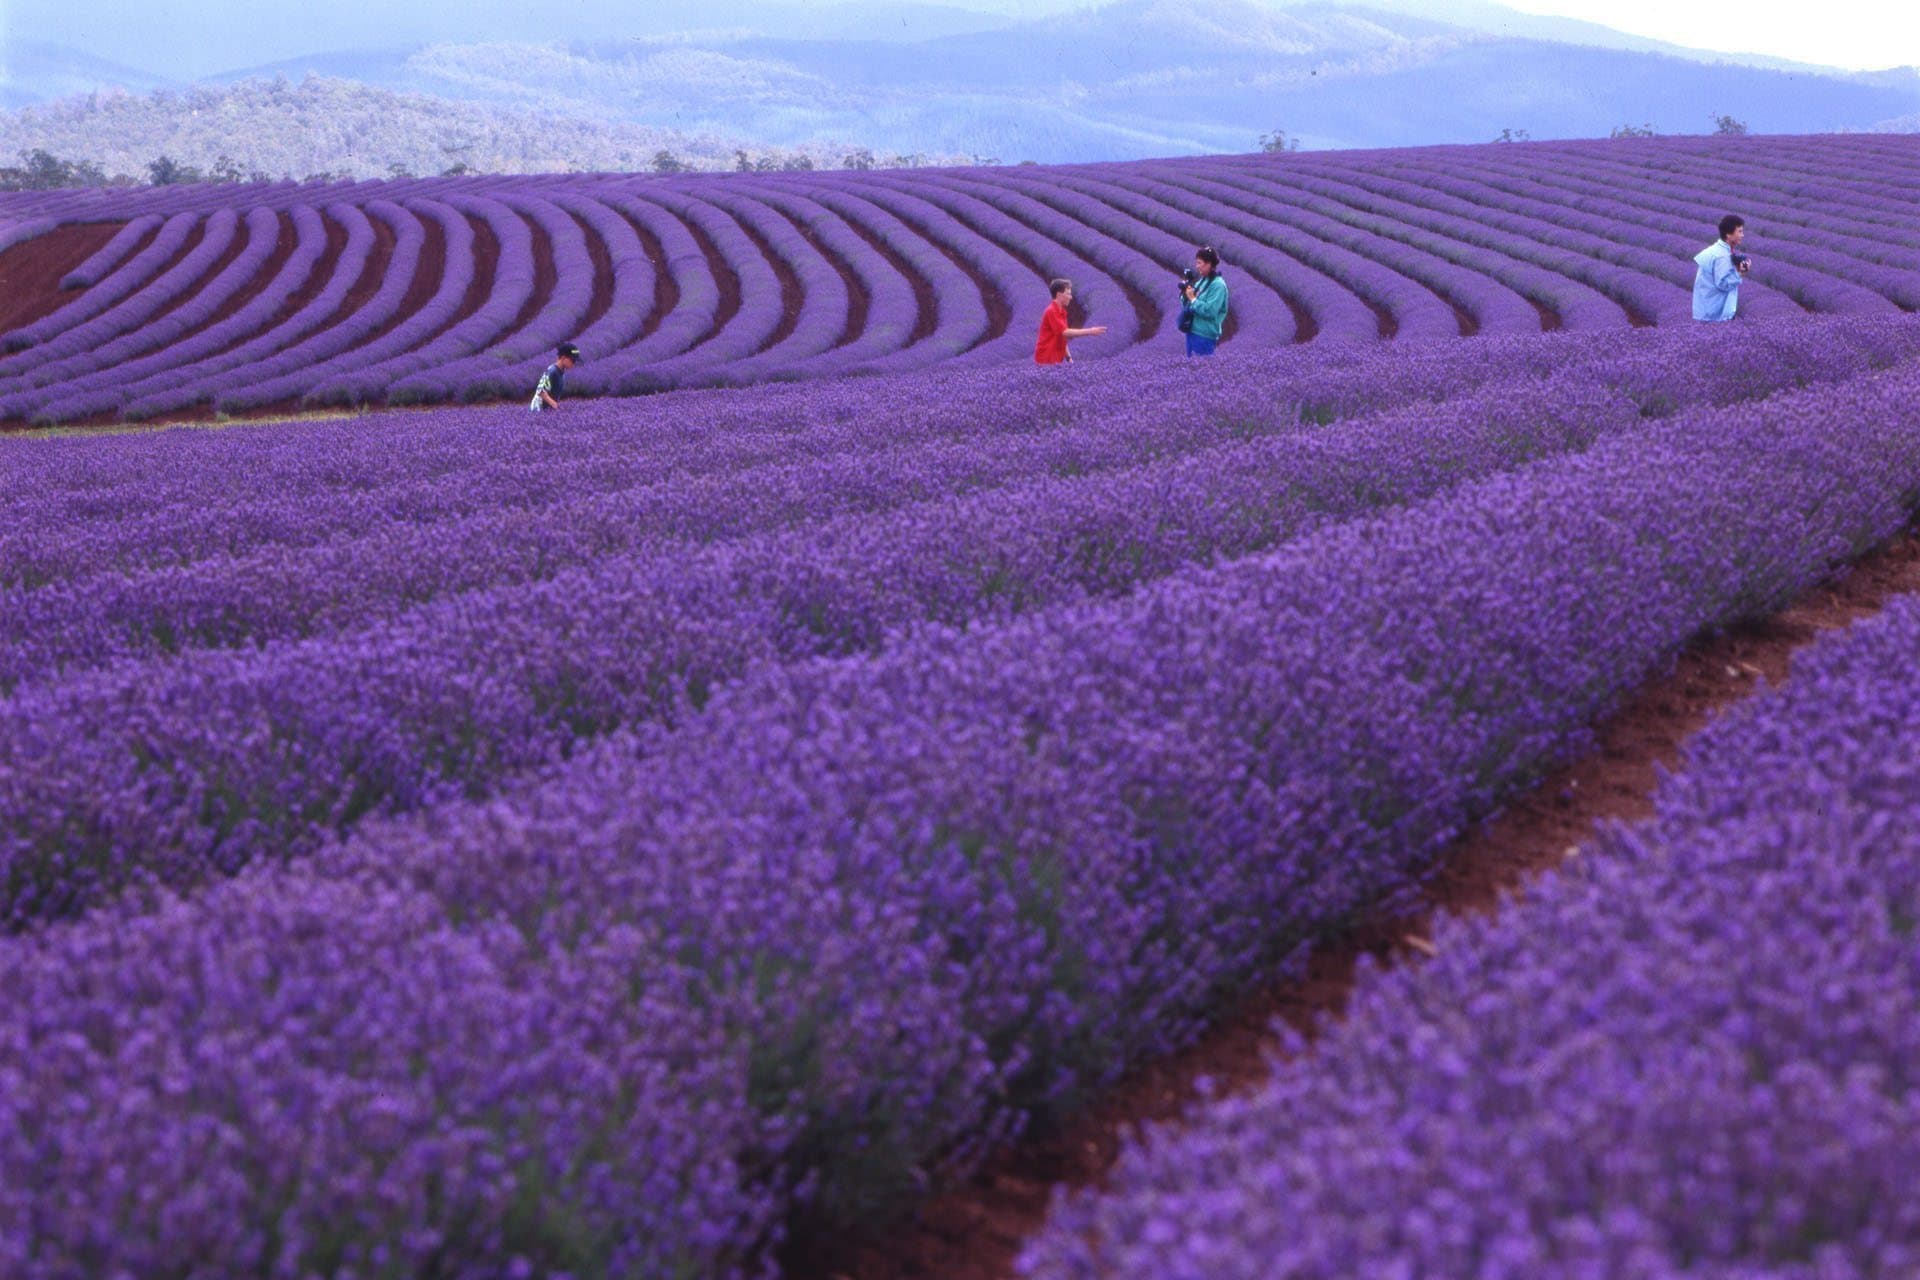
[1034,278,1108,364]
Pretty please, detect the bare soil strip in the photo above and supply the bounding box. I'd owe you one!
[617,205,679,345]
[570,209,617,338]
[502,210,558,341]
[769,203,870,352]
[0,221,138,336]
[783,522,1920,1280]
[837,213,942,348]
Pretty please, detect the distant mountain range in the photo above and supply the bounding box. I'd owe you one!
[4,0,1918,162]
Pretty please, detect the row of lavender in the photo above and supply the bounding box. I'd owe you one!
[4,318,1910,929]
[6,325,1920,1274]
[1025,589,1920,1278]
[2,134,1919,420]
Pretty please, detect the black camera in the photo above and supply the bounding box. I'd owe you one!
[1731,251,1751,271]
[1180,266,1199,294]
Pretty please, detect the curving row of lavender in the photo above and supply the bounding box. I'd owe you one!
[1024,589,1920,1279]
[2,134,1919,422]
[3,317,1911,928]
[5,310,1920,1274]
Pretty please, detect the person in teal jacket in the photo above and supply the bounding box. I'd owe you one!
[1181,246,1229,356]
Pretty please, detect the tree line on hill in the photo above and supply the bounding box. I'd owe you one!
[0,76,972,191]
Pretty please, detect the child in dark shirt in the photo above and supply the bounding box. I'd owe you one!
[529,343,582,411]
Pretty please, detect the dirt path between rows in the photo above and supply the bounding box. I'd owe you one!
[784,521,1920,1280]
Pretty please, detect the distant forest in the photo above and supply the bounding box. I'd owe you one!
[0,76,967,189]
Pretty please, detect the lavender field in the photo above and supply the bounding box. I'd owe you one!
[2,134,1920,422]
[1025,563,1920,1280]
[4,135,1920,1277]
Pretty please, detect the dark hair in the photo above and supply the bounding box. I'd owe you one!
[1049,278,1072,297]
[1718,214,1745,240]
[1194,245,1220,268]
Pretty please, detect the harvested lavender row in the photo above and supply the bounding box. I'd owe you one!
[0,210,200,363]
[6,349,1920,1276]
[1025,594,1920,1280]
[0,208,248,410]
[213,201,430,411]
[1450,154,1899,318]
[22,208,289,423]
[6,315,1911,690]
[302,199,483,407]
[1103,168,1478,339]
[31,206,327,423]
[1225,160,1641,329]
[56,213,162,289]
[1,137,1918,413]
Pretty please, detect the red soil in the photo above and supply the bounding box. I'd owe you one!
[782,522,1920,1280]
[409,213,497,351]
[125,214,260,343]
[269,211,350,326]
[570,209,617,338]
[1276,285,1322,345]
[503,208,558,340]
[683,205,746,351]
[863,194,1015,351]
[171,211,299,352]
[300,211,398,347]
[0,222,127,335]
[840,213,940,346]
[357,207,447,348]
[772,204,870,351]
[617,207,679,344]
[728,205,806,354]
[955,191,1159,344]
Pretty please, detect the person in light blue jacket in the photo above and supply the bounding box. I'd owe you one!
[1693,214,1749,322]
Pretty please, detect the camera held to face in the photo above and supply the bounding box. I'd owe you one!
[1180,266,1199,294]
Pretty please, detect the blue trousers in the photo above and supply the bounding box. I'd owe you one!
[1185,333,1218,357]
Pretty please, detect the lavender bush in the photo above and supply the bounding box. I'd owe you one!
[4,330,1920,1273]
[1025,588,1920,1280]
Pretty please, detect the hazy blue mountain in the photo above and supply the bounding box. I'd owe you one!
[6,0,1918,165]
[0,0,1032,84]
[0,76,901,180]
[1282,0,1844,72]
[0,37,172,111]
[173,0,1920,160]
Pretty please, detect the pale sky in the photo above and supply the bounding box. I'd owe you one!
[1498,0,1920,71]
